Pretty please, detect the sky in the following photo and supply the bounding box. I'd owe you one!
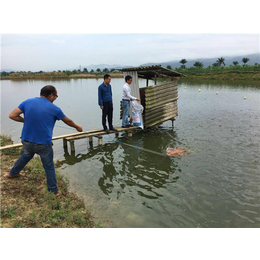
[1,33,259,71]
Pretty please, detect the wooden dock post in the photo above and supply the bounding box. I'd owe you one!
[98,137,103,146]
[89,136,93,144]
[171,118,175,127]
[63,138,67,149]
[69,140,75,153]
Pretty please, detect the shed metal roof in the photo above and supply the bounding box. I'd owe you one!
[120,65,183,79]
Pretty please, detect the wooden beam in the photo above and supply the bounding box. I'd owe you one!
[0,126,140,150]
[0,143,23,150]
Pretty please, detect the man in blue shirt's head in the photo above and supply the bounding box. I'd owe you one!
[98,74,118,133]
[7,85,82,197]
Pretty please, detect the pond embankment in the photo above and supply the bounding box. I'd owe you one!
[0,73,124,80]
[1,71,260,81]
[0,135,102,228]
[179,70,260,81]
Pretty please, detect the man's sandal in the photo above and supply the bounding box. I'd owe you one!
[7,173,22,178]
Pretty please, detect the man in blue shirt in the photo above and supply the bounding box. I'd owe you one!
[8,85,82,197]
[98,74,117,133]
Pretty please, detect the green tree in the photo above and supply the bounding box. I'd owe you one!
[217,57,225,66]
[193,62,203,68]
[242,57,249,65]
[83,68,88,73]
[96,68,101,72]
[233,61,239,66]
[103,68,109,73]
[179,59,187,69]
[1,71,9,76]
[166,65,172,70]
[90,69,94,73]
[64,70,72,76]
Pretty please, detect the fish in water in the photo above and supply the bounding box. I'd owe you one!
[166,147,189,156]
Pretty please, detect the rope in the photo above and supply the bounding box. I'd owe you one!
[55,125,169,157]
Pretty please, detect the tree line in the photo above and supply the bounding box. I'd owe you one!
[0,67,120,77]
[166,57,258,70]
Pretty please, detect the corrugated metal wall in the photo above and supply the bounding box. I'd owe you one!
[144,80,178,127]
[120,75,178,127]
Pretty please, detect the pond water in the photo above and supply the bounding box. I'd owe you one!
[1,78,260,227]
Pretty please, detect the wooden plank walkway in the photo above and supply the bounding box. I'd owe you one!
[0,126,139,153]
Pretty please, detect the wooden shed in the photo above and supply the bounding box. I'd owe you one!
[120,65,183,128]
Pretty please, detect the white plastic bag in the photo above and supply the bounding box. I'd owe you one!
[132,101,144,129]
[132,101,143,113]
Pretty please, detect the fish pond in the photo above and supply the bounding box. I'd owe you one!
[1,78,260,227]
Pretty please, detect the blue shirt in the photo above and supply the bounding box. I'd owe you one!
[98,82,112,107]
[18,97,66,144]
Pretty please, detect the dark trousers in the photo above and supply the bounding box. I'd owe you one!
[102,102,113,130]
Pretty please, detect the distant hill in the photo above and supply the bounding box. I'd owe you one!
[140,53,260,69]
[2,53,259,73]
[0,68,17,73]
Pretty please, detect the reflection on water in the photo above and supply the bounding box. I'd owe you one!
[57,129,181,200]
[97,130,180,199]
[57,128,189,228]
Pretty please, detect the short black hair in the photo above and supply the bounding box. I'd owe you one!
[125,75,132,82]
[104,74,111,80]
[40,85,56,97]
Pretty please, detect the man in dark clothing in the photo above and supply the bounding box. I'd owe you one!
[98,74,118,133]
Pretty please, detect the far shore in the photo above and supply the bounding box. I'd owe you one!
[0,73,124,80]
[1,70,260,81]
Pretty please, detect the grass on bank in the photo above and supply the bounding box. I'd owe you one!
[0,135,102,228]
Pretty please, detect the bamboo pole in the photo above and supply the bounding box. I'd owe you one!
[0,143,23,150]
